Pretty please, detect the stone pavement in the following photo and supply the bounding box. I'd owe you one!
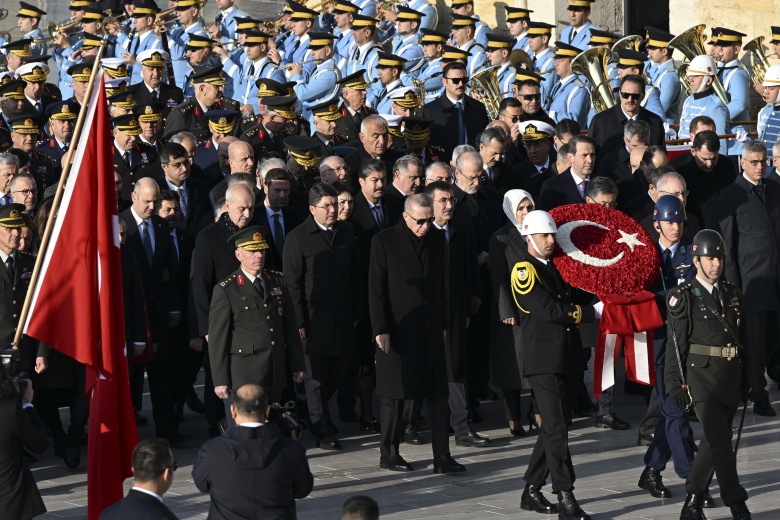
[33,372,780,520]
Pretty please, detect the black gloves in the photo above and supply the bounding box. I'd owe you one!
[670,385,691,410]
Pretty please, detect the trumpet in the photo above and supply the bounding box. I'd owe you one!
[305,0,335,11]
[46,18,81,40]
[104,13,129,28]
[0,8,7,21]
[375,0,402,20]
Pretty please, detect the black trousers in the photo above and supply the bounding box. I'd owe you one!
[744,310,780,403]
[687,400,747,506]
[145,343,177,438]
[379,387,450,461]
[170,321,204,405]
[524,373,577,493]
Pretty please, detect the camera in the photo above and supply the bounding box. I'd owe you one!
[1,348,27,398]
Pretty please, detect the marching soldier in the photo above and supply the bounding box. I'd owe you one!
[526,22,556,110]
[665,229,754,520]
[417,29,448,104]
[15,2,46,57]
[485,34,517,99]
[510,210,599,520]
[559,0,599,49]
[645,27,682,125]
[547,42,590,128]
[450,0,491,49]
[712,28,751,159]
[678,55,729,151]
[389,7,425,77]
[506,7,533,52]
[757,64,780,156]
[450,14,486,77]
[334,71,377,142]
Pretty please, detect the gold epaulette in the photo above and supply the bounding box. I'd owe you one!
[510,261,540,314]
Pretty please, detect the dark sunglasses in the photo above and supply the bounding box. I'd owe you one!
[520,94,541,101]
[445,77,467,84]
[620,91,642,100]
[405,212,434,226]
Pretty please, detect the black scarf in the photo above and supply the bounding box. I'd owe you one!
[219,211,241,236]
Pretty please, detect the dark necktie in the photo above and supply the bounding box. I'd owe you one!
[248,62,255,77]
[253,277,265,299]
[273,213,285,253]
[62,144,69,152]
[569,29,577,44]
[580,180,589,200]
[177,187,187,220]
[532,56,537,65]
[712,286,722,313]
[456,101,467,145]
[353,110,362,128]
[372,204,385,229]
[663,248,672,276]
[131,34,141,55]
[123,152,131,167]
[296,176,306,193]
[151,90,158,101]
[755,182,765,203]
[141,220,154,264]
[322,228,334,246]
[5,255,14,282]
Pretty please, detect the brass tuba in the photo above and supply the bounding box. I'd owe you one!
[668,24,730,106]
[743,36,771,87]
[571,48,615,114]
[0,8,7,21]
[466,65,503,120]
[611,34,643,54]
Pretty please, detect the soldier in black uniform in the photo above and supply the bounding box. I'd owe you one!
[163,66,244,142]
[240,96,296,158]
[400,117,444,166]
[283,136,322,214]
[8,116,54,197]
[310,99,346,157]
[208,225,306,422]
[108,90,137,118]
[665,230,754,520]
[111,113,154,200]
[335,71,377,143]
[511,210,599,520]
[35,100,78,179]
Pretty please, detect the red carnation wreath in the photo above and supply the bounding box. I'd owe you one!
[548,204,664,399]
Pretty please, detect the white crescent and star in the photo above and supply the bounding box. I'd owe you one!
[556,220,646,267]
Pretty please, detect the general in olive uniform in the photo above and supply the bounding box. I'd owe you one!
[665,230,754,520]
[208,226,305,408]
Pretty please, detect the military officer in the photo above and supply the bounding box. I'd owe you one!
[450,0,490,48]
[665,229,754,520]
[35,101,78,179]
[401,117,442,165]
[757,64,780,156]
[511,210,599,520]
[15,2,46,57]
[485,34,517,99]
[559,0,599,49]
[16,62,57,118]
[417,29,448,103]
[346,14,382,84]
[135,103,167,156]
[9,116,55,196]
[526,22,557,109]
[390,7,425,77]
[373,52,408,115]
[388,86,422,117]
[287,32,341,119]
[108,90,137,118]
[334,71,375,141]
[712,28,751,158]
[678,55,729,152]
[645,27,682,125]
[241,96,297,158]
[208,225,306,410]
[450,13,486,77]
[112,113,154,199]
[547,42,590,128]
[506,7,533,52]
[614,48,665,120]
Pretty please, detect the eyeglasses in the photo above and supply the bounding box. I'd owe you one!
[743,159,766,167]
[323,165,348,173]
[619,91,643,100]
[313,203,337,210]
[519,94,542,102]
[445,77,467,84]
[404,212,434,226]
[435,197,457,205]
[12,189,34,195]
[658,190,690,198]
[501,113,522,123]
[594,201,619,208]
[165,161,187,169]
[457,171,481,182]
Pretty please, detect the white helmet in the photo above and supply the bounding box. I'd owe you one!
[686,55,717,77]
[763,64,780,87]
[521,210,558,236]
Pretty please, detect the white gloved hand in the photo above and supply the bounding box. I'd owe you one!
[593,301,604,319]
[664,122,677,140]
[735,129,749,142]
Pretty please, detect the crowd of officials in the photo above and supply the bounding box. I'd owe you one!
[1,0,780,518]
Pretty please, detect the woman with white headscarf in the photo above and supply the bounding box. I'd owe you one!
[487,189,537,436]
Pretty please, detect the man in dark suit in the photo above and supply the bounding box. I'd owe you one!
[511,210,599,519]
[343,115,402,193]
[112,114,156,201]
[190,183,259,437]
[386,154,424,204]
[152,143,212,237]
[284,136,323,214]
[418,61,490,162]
[479,127,522,195]
[100,439,179,520]
[369,193,466,474]
[539,134,596,211]
[128,49,185,120]
[191,384,313,519]
[254,169,305,271]
[717,140,780,417]
[596,120,651,206]
[587,74,665,154]
[283,184,358,450]
[120,178,185,444]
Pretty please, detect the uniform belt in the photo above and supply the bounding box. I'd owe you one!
[689,344,739,359]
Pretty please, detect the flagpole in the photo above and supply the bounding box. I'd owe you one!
[13,39,111,350]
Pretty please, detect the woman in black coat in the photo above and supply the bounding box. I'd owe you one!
[488,189,537,436]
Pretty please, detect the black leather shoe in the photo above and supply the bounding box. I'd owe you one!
[594,412,631,430]
[520,483,557,514]
[359,417,380,433]
[380,455,413,472]
[637,467,671,498]
[637,431,654,446]
[702,491,715,509]
[730,501,752,519]
[680,493,705,520]
[509,424,526,437]
[339,409,359,423]
[185,392,206,414]
[64,447,80,470]
[135,412,148,426]
[753,400,776,416]
[557,491,590,520]
[526,408,539,433]
[404,428,424,445]
[433,454,466,474]
[316,436,342,450]
[454,430,491,447]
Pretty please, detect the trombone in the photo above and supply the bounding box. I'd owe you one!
[46,18,81,40]
[154,0,208,32]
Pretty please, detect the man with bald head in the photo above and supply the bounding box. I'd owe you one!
[191,183,263,438]
[209,140,257,208]
[120,178,187,444]
[197,135,240,188]
[345,115,402,191]
[319,156,350,185]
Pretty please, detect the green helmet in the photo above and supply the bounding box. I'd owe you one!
[692,229,726,258]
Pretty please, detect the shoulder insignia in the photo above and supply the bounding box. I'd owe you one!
[205,140,211,149]
[245,128,258,138]
[510,261,540,314]
[219,273,238,287]
[692,286,701,297]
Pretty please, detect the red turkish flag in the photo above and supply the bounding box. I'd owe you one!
[22,72,138,520]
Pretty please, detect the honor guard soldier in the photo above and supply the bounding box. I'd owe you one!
[485,34,518,99]
[645,27,682,125]
[665,229,754,520]
[82,7,114,57]
[229,17,264,67]
[167,0,208,88]
[9,116,55,196]
[335,71,376,142]
[417,29,448,103]
[164,66,242,143]
[287,32,341,120]
[346,15,382,83]
[282,2,318,66]
[36,101,78,178]
[757,64,780,156]
[770,26,780,62]
[211,0,248,45]
[405,0,438,31]
[331,0,359,70]
[179,35,218,97]
[560,0,599,49]
[506,7,533,52]
[388,86,422,117]
[112,113,153,199]
[373,53,408,115]
[614,48,664,120]
[208,225,306,412]
[125,1,163,86]
[526,22,557,109]
[16,2,46,57]
[678,55,729,151]
[450,14,486,77]
[510,210,599,520]
[390,7,425,77]
[587,29,620,85]
[547,42,590,128]
[310,99,345,156]
[711,28,751,159]
[128,49,185,119]
[450,0,490,48]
